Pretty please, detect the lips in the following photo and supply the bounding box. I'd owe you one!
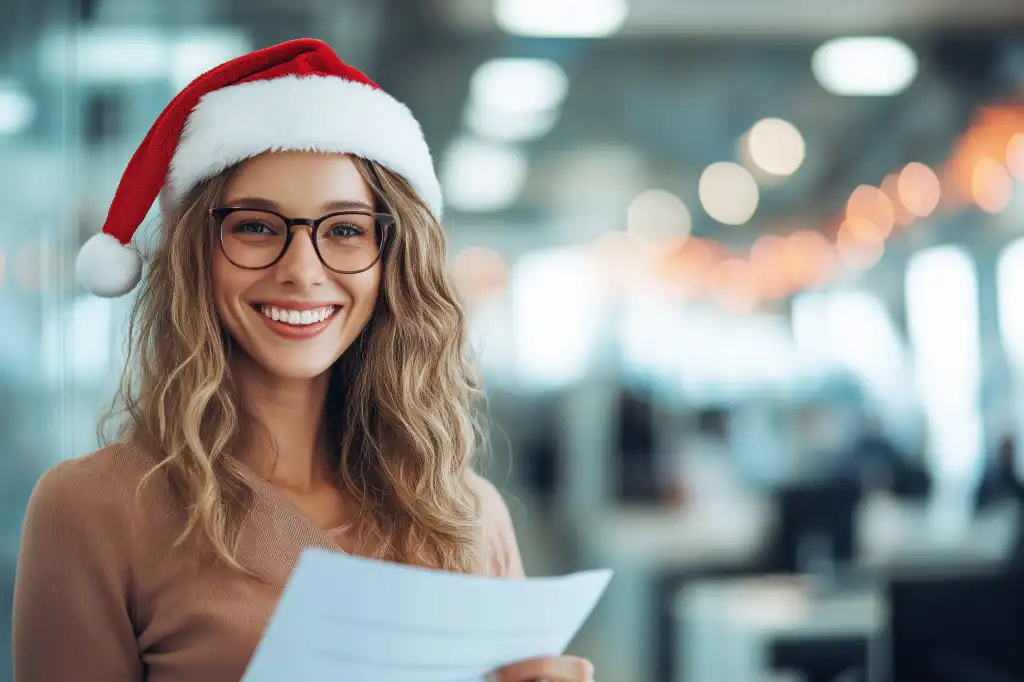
[250,303,342,340]
[256,303,338,326]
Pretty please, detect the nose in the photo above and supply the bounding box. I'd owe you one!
[274,225,326,288]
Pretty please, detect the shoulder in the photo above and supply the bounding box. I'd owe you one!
[467,470,510,523]
[26,442,160,533]
[30,441,156,502]
[467,471,525,578]
[18,443,163,603]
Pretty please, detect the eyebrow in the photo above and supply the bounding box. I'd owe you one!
[224,197,376,213]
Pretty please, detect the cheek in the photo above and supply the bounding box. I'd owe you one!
[344,269,382,320]
[210,254,232,317]
[212,249,239,293]
[210,251,255,326]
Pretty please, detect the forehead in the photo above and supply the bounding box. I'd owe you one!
[223,151,373,213]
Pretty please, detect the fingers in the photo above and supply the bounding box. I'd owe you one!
[491,655,594,682]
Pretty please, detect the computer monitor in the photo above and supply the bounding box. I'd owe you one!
[887,570,1024,682]
[768,480,860,575]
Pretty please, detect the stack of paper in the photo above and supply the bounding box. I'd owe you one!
[243,548,612,682]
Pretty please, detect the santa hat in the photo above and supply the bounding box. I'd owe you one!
[76,37,442,298]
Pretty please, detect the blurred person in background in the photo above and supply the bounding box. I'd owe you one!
[836,413,931,499]
[659,408,736,509]
[993,433,1024,571]
[12,39,593,682]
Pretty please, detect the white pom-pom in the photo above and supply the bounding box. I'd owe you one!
[75,232,143,297]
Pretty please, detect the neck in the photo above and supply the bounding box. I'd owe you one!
[231,352,333,491]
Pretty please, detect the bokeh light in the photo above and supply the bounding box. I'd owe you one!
[627,189,692,244]
[711,258,760,313]
[836,222,885,270]
[846,184,894,238]
[972,158,1013,214]
[897,162,942,218]
[699,162,760,226]
[452,246,510,304]
[745,118,806,177]
[1006,133,1024,181]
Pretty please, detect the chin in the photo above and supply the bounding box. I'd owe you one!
[233,334,349,382]
[257,356,340,381]
[253,352,342,378]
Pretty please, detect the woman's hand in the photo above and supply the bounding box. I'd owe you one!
[489,655,594,682]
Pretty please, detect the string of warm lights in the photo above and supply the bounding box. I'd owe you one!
[642,103,1024,313]
[451,102,1023,312]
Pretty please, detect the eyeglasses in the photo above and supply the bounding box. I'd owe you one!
[209,207,395,274]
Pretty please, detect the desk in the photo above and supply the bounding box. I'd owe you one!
[585,500,770,570]
[856,494,1017,570]
[578,497,772,682]
[674,575,884,682]
[575,496,1016,682]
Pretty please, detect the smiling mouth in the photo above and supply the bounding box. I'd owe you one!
[253,304,341,326]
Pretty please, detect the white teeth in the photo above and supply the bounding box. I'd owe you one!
[259,305,336,326]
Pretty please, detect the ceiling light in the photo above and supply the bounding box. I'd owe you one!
[812,37,918,96]
[441,138,527,213]
[699,162,759,226]
[494,0,628,38]
[464,58,569,142]
[464,106,559,142]
[469,58,568,115]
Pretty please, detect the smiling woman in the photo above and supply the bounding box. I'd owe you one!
[209,152,385,381]
[12,38,594,682]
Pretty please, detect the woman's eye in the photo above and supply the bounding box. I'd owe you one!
[237,222,271,233]
[327,224,360,237]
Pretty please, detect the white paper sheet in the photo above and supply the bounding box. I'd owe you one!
[242,548,612,682]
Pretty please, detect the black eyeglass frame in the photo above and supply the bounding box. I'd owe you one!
[209,206,396,274]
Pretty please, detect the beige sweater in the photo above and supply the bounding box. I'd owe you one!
[12,443,524,682]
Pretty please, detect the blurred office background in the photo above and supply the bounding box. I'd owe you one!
[3,0,1024,680]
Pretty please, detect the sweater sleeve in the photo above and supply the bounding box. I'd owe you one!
[13,457,143,682]
[471,473,526,579]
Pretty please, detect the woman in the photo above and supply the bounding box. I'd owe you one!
[13,39,594,682]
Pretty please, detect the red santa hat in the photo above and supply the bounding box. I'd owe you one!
[76,37,442,298]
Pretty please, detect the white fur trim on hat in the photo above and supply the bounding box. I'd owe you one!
[76,232,143,297]
[166,75,443,216]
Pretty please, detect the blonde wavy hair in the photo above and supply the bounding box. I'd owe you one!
[102,155,485,575]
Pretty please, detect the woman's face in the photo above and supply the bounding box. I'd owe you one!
[211,151,382,381]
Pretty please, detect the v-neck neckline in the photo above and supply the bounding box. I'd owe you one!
[227,456,350,551]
